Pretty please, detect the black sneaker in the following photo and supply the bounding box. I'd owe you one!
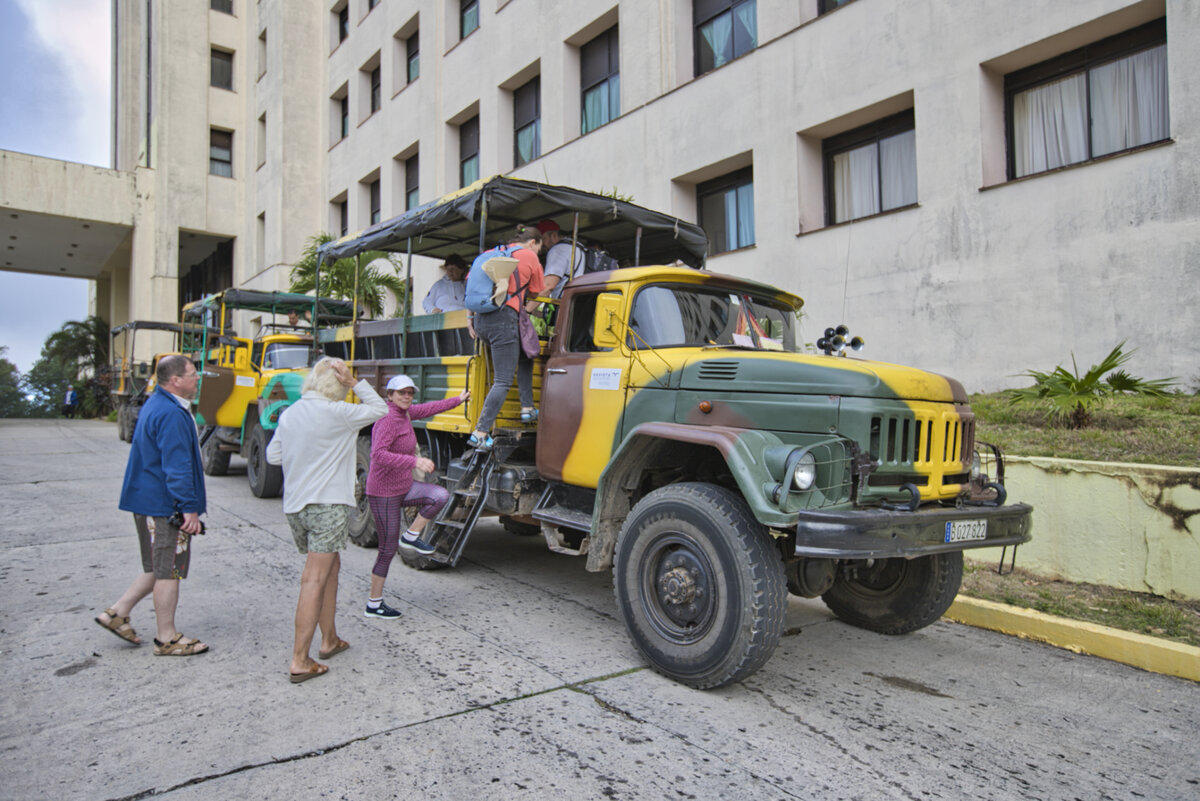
[399,536,436,555]
[364,602,402,619]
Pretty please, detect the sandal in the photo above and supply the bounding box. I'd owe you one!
[95,608,141,645]
[153,633,209,656]
[318,639,350,660]
[289,663,329,684]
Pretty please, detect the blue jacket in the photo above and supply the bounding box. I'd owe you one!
[118,388,207,516]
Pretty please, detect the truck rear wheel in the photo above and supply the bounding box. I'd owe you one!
[347,435,378,548]
[117,405,129,441]
[821,552,963,635]
[613,482,786,689]
[246,422,283,498]
[201,428,231,476]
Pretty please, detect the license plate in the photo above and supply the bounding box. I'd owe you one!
[945,519,987,543]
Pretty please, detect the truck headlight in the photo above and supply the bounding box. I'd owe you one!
[970,450,982,482]
[793,451,817,491]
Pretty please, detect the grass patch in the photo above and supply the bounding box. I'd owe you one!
[959,561,1200,648]
[970,392,1200,467]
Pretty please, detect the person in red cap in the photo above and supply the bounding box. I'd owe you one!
[537,219,585,298]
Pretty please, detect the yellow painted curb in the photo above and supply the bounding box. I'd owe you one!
[946,596,1200,683]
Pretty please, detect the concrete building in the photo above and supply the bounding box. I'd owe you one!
[1,0,1195,390]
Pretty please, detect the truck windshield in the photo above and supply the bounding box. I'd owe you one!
[628,285,798,352]
[262,343,313,370]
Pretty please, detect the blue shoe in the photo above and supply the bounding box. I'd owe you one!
[399,535,437,555]
[467,433,494,451]
[520,408,539,422]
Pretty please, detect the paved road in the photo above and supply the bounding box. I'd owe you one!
[1,419,1197,801]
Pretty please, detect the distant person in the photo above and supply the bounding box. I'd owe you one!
[422,255,469,313]
[537,219,585,299]
[466,225,544,449]
[363,375,469,618]
[266,357,386,683]
[94,355,209,657]
[63,387,79,418]
[287,309,310,326]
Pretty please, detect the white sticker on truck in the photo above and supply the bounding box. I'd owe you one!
[236,376,255,387]
[589,368,622,391]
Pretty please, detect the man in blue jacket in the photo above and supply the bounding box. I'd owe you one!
[94,354,209,656]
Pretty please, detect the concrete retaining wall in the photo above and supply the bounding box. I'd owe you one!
[967,457,1200,601]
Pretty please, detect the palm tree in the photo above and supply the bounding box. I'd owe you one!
[289,233,409,318]
[41,314,109,376]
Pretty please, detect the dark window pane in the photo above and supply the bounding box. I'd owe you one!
[211,49,233,90]
[405,154,419,209]
[210,130,232,177]
[406,34,419,83]
[339,201,348,236]
[211,0,233,14]
[697,167,754,255]
[370,66,381,113]
[581,28,619,134]
[461,155,479,188]
[460,116,479,187]
[461,0,478,39]
[370,180,381,224]
[338,7,349,42]
[340,97,349,138]
[824,110,916,223]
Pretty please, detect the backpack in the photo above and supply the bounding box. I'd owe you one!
[464,245,524,313]
[559,239,618,276]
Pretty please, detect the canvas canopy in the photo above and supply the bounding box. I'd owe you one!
[181,289,357,324]
[318,175,709,269]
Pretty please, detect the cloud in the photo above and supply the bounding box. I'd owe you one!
[13,0,111,167]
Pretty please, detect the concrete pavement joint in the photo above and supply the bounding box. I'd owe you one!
[98,668,651,801]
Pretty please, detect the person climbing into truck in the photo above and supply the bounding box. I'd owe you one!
[363,375,469,619]
[464,224,545,450]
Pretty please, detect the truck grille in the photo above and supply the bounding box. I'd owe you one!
[869,411,974,474]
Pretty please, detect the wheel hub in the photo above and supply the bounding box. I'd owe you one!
[653,550,709,628]
[659,566,696,605]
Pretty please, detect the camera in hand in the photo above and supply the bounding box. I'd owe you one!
[168,511,206,535]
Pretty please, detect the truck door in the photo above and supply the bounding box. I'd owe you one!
[536,290,630,488]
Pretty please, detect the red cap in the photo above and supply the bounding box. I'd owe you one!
[536,219,560,234]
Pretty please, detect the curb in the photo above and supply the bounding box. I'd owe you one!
[946,596,1200,683]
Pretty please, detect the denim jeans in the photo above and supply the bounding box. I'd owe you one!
[473,305,532,432]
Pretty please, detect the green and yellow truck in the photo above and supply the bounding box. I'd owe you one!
[315,176,1032,688]
[181,289,357,497]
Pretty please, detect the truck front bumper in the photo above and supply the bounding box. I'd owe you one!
[790,502,1033,560]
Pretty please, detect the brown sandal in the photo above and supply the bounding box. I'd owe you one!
[153,633,209,656]
[95,608,141,645]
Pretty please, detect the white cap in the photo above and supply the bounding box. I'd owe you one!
[386,375,417,393]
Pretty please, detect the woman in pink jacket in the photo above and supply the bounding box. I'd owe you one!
[364,375,468,619]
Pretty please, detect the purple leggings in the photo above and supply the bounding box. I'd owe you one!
[368,482,449,578]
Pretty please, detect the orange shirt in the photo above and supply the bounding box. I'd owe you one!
[503,247,546,312]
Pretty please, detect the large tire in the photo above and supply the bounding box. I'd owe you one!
[246,422,283,498]
[201,427,231,476]
[117,405,129,441]
[821,552,964,635]
[347,435,378,548]
[613,482,787,689]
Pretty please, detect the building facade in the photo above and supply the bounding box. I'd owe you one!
[87,0,1200,388]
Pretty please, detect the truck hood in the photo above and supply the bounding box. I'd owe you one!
[675,352,967,404]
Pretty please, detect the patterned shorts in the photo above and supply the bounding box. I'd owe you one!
[286,504,350,554]
[134,514,191,580]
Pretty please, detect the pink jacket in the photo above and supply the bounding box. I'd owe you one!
[365,396,463,497]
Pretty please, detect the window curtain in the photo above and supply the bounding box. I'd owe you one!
[1090,44,1168,158]
[734,2,757,52]
[880,128,917,211]
[516,121,540,165]
[582,85,609,133]
[833,143,879,222]
[700,14,733,70]
[461,155,478,188]
[735,182,755,247]
[1013,73,1088,177]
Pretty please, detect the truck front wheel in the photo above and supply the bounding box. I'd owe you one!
[246,422,283,498]
[613,482,787,689]
[821,552,963,635]
[201,427,231,476]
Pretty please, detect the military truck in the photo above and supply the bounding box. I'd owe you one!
[315,176,1033,689]
[181,290,356,497]
[109,320,219,441]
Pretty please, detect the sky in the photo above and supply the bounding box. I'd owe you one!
[0,0,111,375]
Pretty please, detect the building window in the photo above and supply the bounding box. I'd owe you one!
[581,26,619,135]
[257,29,267,80]
[337,5,349,43]
[210,129,233,177]
[697,167,754,255]
[514,77,541,167]
[460,115,479,188]
[1006,19,1167,180]
[461,0,478,40]
[211,0,233,14]
[406,32,419,84]
[368,0,380,10]
[339,200,349,237]
[369,180,381,225]
[405,154,419,210]
[818,0,852,13]
[340,96,349,139]
[823,110,917,224]
[210,49,233,90]
[370,66,382,114]
[256,113,266,168]
[694,0,756,77]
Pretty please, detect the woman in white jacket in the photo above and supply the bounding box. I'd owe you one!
[267,357,386,683]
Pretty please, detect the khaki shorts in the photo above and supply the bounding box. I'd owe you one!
[286,504,350,554]
[135,514,191,580]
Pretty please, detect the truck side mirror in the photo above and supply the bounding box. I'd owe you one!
[592,293,624,350]
[234,346,250,371]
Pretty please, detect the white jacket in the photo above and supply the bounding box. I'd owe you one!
[266,380,387,514]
